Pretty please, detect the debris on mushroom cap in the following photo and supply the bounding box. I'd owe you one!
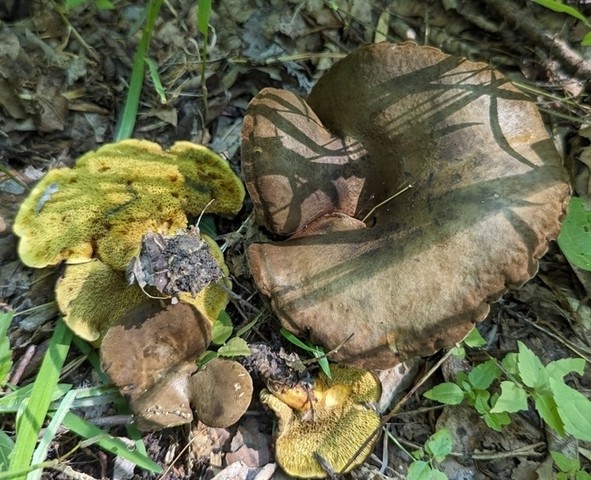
[55,233,231,343]
[261,365,381,478]
[13,139,245,270]
[188,358,253,428]
[242,42,571,370]
[100,301,212,431]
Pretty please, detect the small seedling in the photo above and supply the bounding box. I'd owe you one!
[425,341,591,441]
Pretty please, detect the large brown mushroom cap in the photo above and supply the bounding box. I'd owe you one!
[242,43,570,369]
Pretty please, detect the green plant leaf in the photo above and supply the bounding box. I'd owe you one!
[582,31,591,47]
[59,412,162,473]
[145,57,167,103]
[549,378,591,441]
[501,353,519,377]
[473,389,491,415]
[407,460,432,480]
[64,0,87,10]
[9,319,72,476]
[425,429,453,462]
[463,327,487,348]
[490,381,528,413]
[468,360,501,390]
[424,383,465,405]
[197,0,212,36]
[533,390,565,435]
[577,471,591,480]
[0,312,14,386]
[551,451,580,473]
[0,384,72,414]
[557,197,591,271]
[531,0,591,27]
[482,411,511,431]
[547,357,586,379]
[95,0,114,9]
[517,341,549,390]
[198,350,218,366]
[211,310,233,345]
[217,337,251,357]
[0,431,14,471]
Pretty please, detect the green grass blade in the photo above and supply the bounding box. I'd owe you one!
[145,57,166,104]
[115,0,163,141]
[0,431,15,471]
[0,384,72,414]
[8,319,72,479]
[59,412,162,473]
[0,312,14,385]
[28,390,78,480]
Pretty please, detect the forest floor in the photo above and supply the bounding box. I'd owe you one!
[1,1,591,479]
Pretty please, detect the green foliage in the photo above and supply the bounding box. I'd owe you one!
[280,327,332,379]
[64,0,114,11]
[200,310,255,364]
[0,312,14,387]
[531,0,591,45]
[558,197,591,271]
[425,341,591,441]
[551,451,591,480]
[407,429,453,480]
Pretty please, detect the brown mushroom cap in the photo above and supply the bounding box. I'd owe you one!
[100,301,211,430]
[242,43,570,369]
[188,358,253,428]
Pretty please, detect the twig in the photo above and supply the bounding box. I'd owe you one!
[483,0,591,79]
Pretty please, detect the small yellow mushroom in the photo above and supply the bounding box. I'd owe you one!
[261,365,381,478]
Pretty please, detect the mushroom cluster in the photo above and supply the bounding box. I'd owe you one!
[14,139,252,430]
[242,42,570,370]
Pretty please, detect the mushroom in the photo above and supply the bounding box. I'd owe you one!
[260,365,381,478]
[14,139,245,271]
[56,233,231,343]
[100,301,253,431]
[188,358,253,428]
[242,42,571,369]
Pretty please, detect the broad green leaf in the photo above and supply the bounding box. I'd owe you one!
[533,391,565,435]
[407,460,432,480]
[463,327,487,348]
[0,312,14,386]
[547,358,585,379]
[468,360,501,390]
[501,353,519,377]
[424,383,465,405]
[64,0,87,10]
[0,431,14,471]
[450,345,466,359]
[531,0,591,27]
[490,381,528,413]
[557,197,591,271]
[551,451,580,473]
[217,337,251,357]
[577,471,591,480]
[482,411,511,431]
[425,429,453,461]
[550,378,591,441]
[583,31,591,47]
[517,341,548,390]
[9,320,72,476]
[473,389,491,415]
[211,311,233,345]
[430,471,448,480]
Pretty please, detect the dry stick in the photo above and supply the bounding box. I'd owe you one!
[483,0,591,79]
